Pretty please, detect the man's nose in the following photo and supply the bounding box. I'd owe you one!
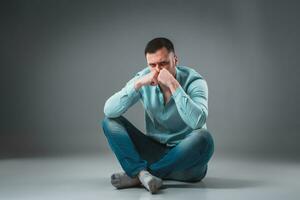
[156,65,162,71]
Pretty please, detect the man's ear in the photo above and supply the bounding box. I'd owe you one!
[174,54,178,65]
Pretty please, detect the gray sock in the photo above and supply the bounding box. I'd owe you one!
[138,170,163,194]
[111,172,141,189]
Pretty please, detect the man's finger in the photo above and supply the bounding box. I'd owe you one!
[154,70,159,78]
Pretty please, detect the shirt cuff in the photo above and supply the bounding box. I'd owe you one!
[172,85,189,113]
[172,85,186,99]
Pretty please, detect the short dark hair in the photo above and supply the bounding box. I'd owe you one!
[144,37,175,56]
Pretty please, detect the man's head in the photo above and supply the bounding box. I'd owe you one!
[144,37,178,77]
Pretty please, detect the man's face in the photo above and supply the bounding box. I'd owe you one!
[146,47,178,76]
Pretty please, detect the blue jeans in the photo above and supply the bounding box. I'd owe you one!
[101,115,214,182]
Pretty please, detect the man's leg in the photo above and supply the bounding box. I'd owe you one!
[164,163,208,182]
[101,115,168,177]
[101,115,167,192]
[148,129,214,182]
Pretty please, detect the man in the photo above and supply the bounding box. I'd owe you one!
[101,37,214,194]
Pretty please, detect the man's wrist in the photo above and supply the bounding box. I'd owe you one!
[134,79,143,91]
[168,79,180,94]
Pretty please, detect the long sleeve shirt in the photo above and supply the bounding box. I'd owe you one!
[103,65,209,147]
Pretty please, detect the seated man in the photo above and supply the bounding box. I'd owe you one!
[101,37,214,194]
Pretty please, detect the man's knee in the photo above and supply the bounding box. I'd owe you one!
[191,129,214,159]
[101,116,111,130]
[101,116,126,135]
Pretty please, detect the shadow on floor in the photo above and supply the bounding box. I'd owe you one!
[163,177,266,189]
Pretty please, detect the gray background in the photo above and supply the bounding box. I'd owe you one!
[1,0,299,160]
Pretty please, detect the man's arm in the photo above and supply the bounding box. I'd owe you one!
[103,69,158,118]
[169,78,208,130]
[103,74,142,118]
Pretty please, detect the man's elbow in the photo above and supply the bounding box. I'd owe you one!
[103,109,119,118]
[103,100,120,118]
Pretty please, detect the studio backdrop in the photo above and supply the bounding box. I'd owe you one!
[0,0,299,160]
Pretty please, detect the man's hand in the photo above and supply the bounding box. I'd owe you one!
[157,68,174,87]
[134,68,180,93]
[134,69,160,90]
[157,68,180,93]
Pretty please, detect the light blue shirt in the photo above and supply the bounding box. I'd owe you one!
[104,66,208,147]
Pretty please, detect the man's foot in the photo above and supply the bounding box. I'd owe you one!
[138,170,163,194]
[111,172,141,189]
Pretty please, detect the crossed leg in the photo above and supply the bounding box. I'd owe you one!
[101,115,214,184]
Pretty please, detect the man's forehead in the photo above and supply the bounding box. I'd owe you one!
[146,48,171,63]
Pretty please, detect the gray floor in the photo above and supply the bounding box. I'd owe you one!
[0,153,299,200]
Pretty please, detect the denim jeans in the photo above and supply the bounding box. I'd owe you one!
[100,115,214,182]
